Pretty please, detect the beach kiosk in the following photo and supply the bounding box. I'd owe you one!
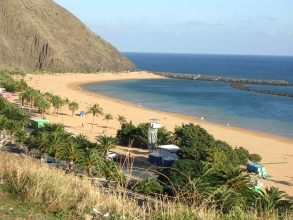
[247,162,266,177]
[149,152,163,165]
[1,92,12,99]
[162,157,177,166]
[158,145,179,160]
[80,111,85,117]
[30,117,50,129]
[158,145,179,167]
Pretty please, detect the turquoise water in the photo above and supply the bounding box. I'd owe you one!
[82,53,293,139]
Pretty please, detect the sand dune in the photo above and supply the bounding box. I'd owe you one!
[24,72,293,197]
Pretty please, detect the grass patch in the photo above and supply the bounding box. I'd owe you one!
[0,152,292,219]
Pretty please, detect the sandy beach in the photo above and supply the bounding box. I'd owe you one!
[22,71,293,198]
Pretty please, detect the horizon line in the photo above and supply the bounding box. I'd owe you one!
[121,52,293,57]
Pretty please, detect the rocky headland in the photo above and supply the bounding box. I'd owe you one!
[0,0,136,72]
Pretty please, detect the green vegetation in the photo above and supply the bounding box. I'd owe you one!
[249,153,262,163]
[1,69,293,219]
[86,103,104,132]
[132,177,163,198]
[116,121,171,148]
[68,101,79,117]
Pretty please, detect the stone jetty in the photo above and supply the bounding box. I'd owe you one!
[153,72,293,86]
[231,83,293,98]
[153,72,293,98]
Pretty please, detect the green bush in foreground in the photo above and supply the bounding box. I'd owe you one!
[1,153,292,219]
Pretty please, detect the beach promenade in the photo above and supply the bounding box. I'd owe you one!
[21,71,293,198]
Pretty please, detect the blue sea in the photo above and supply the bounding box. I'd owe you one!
[82,53,293,139]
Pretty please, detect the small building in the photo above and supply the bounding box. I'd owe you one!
[1,92,12,99]
[163,157,177,166]
[80,111,85,117]
[149,152,162,165]
[247,162,266,176]
[158,145,179,160]
[30,117,50,129]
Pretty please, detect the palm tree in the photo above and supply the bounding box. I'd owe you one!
[74,134,90,149]
[215,167,251,191]
[18,92,27,107]
[51,95,63,115]
[57,141,83,172]
[86,103,104,132]
[47,132,65,156]
[36,99,51,118]
[63,98,70,107]
[103,113,113,129]
[95,135,116,159]
[77,148,98,177]
[15,110,31,130]
[0,115,8,138]
[46,123,65,133]
[98,160,126,188]
[16,79,28,92]
[19,90,31,108]
[14,130,28,149]
[116,115,127,128]
[133,177,163,199]
[27,89,39,112]
[68,101,79,117]
[255,186,291,217]
[25,132,49,156]
[44,92,54,112]
[6,119,21,144]
[0,97,11,113]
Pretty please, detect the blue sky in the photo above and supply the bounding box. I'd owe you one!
[54,0,293,56]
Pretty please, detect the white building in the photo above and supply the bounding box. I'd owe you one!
[158,145,179,160]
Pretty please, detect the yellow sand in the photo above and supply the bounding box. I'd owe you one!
[24,72,293,197]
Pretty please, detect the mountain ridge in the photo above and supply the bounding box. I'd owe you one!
[0,0,136,71]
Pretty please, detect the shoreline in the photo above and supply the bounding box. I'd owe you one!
[25,72,293,197]
[80,78,293,141]
[77,80,293,143]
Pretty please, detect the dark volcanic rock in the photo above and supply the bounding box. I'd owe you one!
[0,0,136,71]
[153,72,293,86]
[230,83,293,98]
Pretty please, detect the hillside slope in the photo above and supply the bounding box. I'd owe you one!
[0,0,136,71]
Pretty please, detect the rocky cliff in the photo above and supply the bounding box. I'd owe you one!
[0,0,136,71]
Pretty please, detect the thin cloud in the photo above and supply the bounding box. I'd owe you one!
[268,29,278,36]
[266,16,277,21]
[186,20,208,26]
[185,20,222,26]
[119,22,131,27]
[239,19,254,24]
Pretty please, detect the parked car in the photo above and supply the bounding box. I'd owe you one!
[113,155,128,163]
[108,151,117,160]
[42,158,63,168]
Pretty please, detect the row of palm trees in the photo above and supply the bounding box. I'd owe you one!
[0,93,158,196]
[25,123,115,174]
[17,87,127,131]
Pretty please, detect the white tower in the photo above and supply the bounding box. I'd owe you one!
[148,118,161,151]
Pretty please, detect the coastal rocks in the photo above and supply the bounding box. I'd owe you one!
[153,72,293,86]
[153,72,293,98]
[230,83,293,98]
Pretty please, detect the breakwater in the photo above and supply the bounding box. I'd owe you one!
[153,72,293,86]
[231,83,293,98]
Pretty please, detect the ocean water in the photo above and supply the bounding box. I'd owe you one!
[82,53,293,139]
